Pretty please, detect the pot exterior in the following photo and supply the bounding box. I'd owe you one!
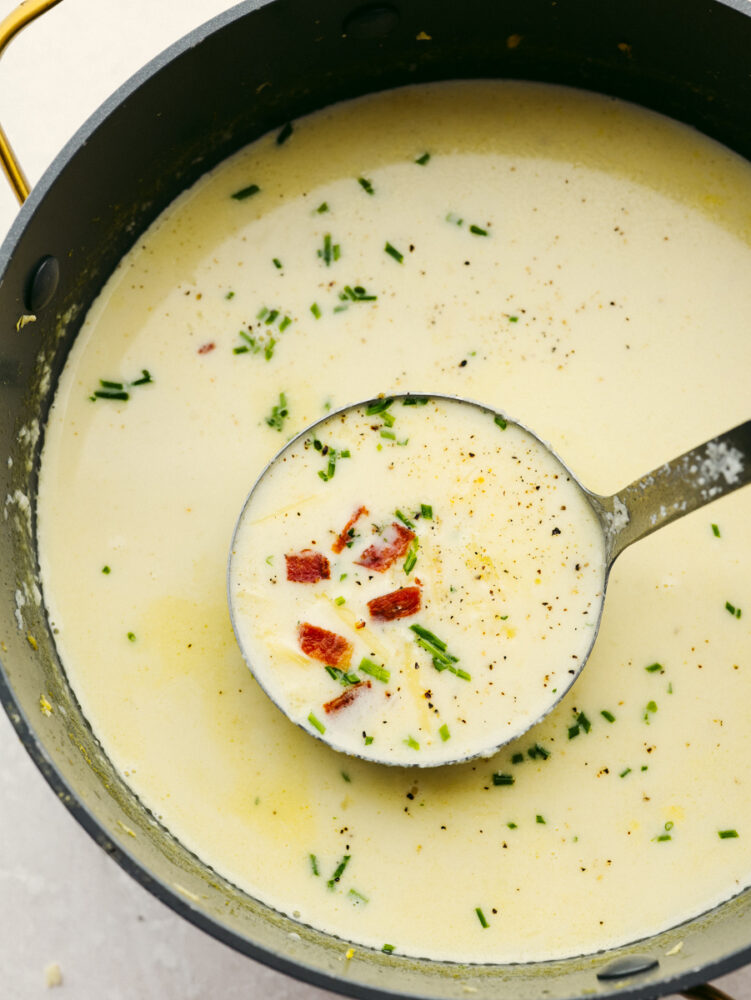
[1,1,750,997]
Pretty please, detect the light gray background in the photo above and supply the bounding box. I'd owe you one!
[0,1,749,996]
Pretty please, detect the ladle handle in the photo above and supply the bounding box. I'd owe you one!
[594,419,751,562]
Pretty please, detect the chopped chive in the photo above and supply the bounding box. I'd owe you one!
[359,657,390,683]
[712,523,721,537]
[276,121,293,145]
[272,258,283,269]
[318,233,338,266]
[384,242,404,263]
[641,765,649,771]
[403,538,419,575]
[101,565,111,575]
[511,753,524,765]
[527,743,551,761]
[265,391,289,432]
[99,379,124,390]
[225,290,235,299]
[94,390,129,401]
[507,822,518,829]
[445,212,463,226]
[381,410,396,427]
[645,662,663,673]
[364,734,374,745]
[380,429,396,440]
[348,888,369,904]
[326,666,360,686]
[469,224,488,236]
[310,302,321,319]
[475,907,489,928]
[231,183,260,201]
[257,307,269,319]
[265,309,279,325]
[308,711,325,734]
[410,624,447,651]
[415,152,431,165]
[536,814,546,824]
[601,710,616,723]
[665,821,674,831]
[357,177,374,195]
[233,346,249,355]
[439,723,450,741]
[420,504,433,519]
[127,632,136,642]
[568,725,580,740]
[341,771,351,783]
[327,854,351,889]
[577,711,591,733]
[402,396,429,406]
[366,397,394,415]
[382,944,395,954]
[619,767,632,778]
[494,414,508,430]
[404,735,420,750]
[310,853,320,876]
[279,315,292,332]
[341,449,351,458]
[654,833,672,842]
[334,596,346,606]
[395,509,415,529]
[492,773,514,786]
[719,829,739,839]
[316,201,329,214]
[667,682,673,694]
[451,666,471,681]
[508,315,519,323]
[646,700,658,713]
[725,600,742,618]
[264,338,276,361]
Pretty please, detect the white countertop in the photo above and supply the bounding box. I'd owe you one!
[1,2,750,996]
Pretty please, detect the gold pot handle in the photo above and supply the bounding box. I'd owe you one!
[0,0,64,203]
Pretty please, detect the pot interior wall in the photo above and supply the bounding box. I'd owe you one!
[1,0,750,997]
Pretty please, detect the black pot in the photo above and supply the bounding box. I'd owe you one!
[2,1,750,997]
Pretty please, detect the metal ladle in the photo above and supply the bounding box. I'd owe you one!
[228,394,750,767]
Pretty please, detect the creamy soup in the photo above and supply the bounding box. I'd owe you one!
[229,396,607,765]
[36,82,751,964]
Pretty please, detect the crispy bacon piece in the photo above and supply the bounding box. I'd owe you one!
[197,342,216,354]
[367,586,422,621]
[332,505,369,553]
[323,680,371,714]
[298,622,353,667]
[285,550,331,583]
[355,522,415,573]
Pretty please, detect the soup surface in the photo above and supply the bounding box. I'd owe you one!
[229,396,607,765]
[37,82,751,963]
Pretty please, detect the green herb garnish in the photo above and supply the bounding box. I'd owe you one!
[366,397,394,415]
[494,414,508,430]
[719,829,739,839]
[102,566,111,575]
[272,258,283,269]
[357,177,374,195]
[619,767,632,778]
[359,658,390,683]
[308,711,325,734]
[415,152,431,166]
[310,853,320,876]
[712,523,721,537]
[475,907,489,928]
[276,121,293,145]
[395,509,415,529]
[420,504,433,519]
[601,710,616,723]
[326,666,360,686]
[265,392,289,432]
[384,241,404,263]
[469,224,488,236]
[231,183,260,201]
[492,773,514,786]
[536,814,546,824]
[439,723,450,741]
[310,302,321,319]
[726,601,742,618]
[317,233,341,266]
[527,743,550,761]
[127,632,136,642]
[645,662,663,673]
[348,888,369,904]
[403,538,419,575]
[327,854,351,889]
[404,735,420,750]
[316,201,329,214]
[382,944,395,954]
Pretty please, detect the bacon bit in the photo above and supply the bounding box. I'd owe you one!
[355,620,366,630]
[355,522,415,572]
[368,586,422,621]
[285,550,331,583]
[324,680,371,714]
[197,342,216,354]
[332,505,369,553]
[299,622,353,666]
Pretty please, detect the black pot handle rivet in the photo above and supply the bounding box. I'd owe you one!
[343,4,400,40]
[597,955,660,981]
[25,254,60,313]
